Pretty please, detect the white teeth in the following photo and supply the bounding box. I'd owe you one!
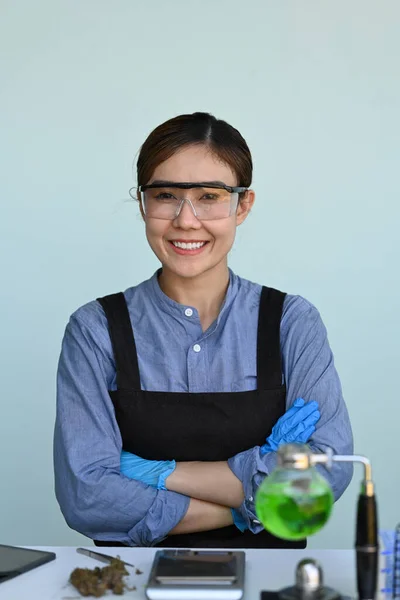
[172,241,206,250]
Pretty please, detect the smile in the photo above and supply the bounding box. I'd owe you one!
[171,241,206,250]
[168,240,210,255]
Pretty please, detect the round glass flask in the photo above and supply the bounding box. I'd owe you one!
[255,443,334,540]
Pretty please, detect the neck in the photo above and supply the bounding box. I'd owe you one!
[158,261,230,331]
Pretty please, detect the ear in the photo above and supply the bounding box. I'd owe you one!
[236,189,255,226]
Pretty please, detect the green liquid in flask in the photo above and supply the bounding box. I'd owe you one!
[255,472,334,540]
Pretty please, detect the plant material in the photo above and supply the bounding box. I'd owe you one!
[69,557,129,597]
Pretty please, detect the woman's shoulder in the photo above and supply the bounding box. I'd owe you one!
[68,277,152,332]
[282,293,319,319]
[235,273,317,312]
[234,273,322,335]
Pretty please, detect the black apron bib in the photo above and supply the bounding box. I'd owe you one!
[95,286,306,549]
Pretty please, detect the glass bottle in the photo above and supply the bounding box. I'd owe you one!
[255,443,334,541]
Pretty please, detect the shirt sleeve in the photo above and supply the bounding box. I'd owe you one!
[54,312,189,546]
[228,296,354,533]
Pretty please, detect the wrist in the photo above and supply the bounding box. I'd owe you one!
[158,459,177,490]
[164,461,193,491]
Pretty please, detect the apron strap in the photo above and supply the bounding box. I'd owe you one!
[257,286,286,390]
[97,293,141,390]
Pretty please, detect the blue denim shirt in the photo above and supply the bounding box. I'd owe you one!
[54,270,353,546]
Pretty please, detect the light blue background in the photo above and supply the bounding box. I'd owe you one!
[0,0,399,549]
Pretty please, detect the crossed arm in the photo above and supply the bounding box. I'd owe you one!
[167,462,243,534]
[122,400,320,535]
[55,300,353,544]
[170,496,234,535]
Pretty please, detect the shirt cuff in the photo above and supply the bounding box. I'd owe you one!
[127,490,190,546]
[227,447,277,534]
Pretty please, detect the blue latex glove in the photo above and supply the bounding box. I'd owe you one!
[231,508,248,532]
[260,398,320,455]
[120,450,176,490]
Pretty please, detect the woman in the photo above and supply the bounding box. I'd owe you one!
[54,112,353,548]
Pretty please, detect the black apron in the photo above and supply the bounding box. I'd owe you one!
[94,285,306,549]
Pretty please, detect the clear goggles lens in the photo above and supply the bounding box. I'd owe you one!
[139,186,241,221]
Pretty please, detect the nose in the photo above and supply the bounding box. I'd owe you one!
[173,198,201,228]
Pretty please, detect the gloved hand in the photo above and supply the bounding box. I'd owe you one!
[260,398,320,455]
[120,450,176,490]
[231,508,248,532]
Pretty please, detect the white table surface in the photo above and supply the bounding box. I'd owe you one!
[0,547,357,600]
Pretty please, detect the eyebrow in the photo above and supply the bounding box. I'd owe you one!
[150,180,230,186]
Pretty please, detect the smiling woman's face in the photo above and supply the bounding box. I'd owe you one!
[142,144,254,281]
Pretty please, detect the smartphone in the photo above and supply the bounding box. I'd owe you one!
[145,550,245,600]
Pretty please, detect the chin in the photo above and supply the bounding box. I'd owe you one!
[167,264,207,279]
[165,258,226,281]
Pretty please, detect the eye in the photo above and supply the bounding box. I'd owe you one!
[200,193,219,202]
[154,192,177,202]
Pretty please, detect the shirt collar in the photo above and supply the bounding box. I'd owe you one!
[148,268,239,323]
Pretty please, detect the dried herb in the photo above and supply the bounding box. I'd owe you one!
[69,557,129,597]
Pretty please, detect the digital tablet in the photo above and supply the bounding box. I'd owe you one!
[0,545,56,584]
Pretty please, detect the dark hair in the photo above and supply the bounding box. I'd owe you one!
[136,112,253,188]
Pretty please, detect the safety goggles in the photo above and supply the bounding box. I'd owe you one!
[130,182,248,221]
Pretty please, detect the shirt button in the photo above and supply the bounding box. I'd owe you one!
[248,496,254,502]
[185,308,193,317]
[193,344,201,353]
